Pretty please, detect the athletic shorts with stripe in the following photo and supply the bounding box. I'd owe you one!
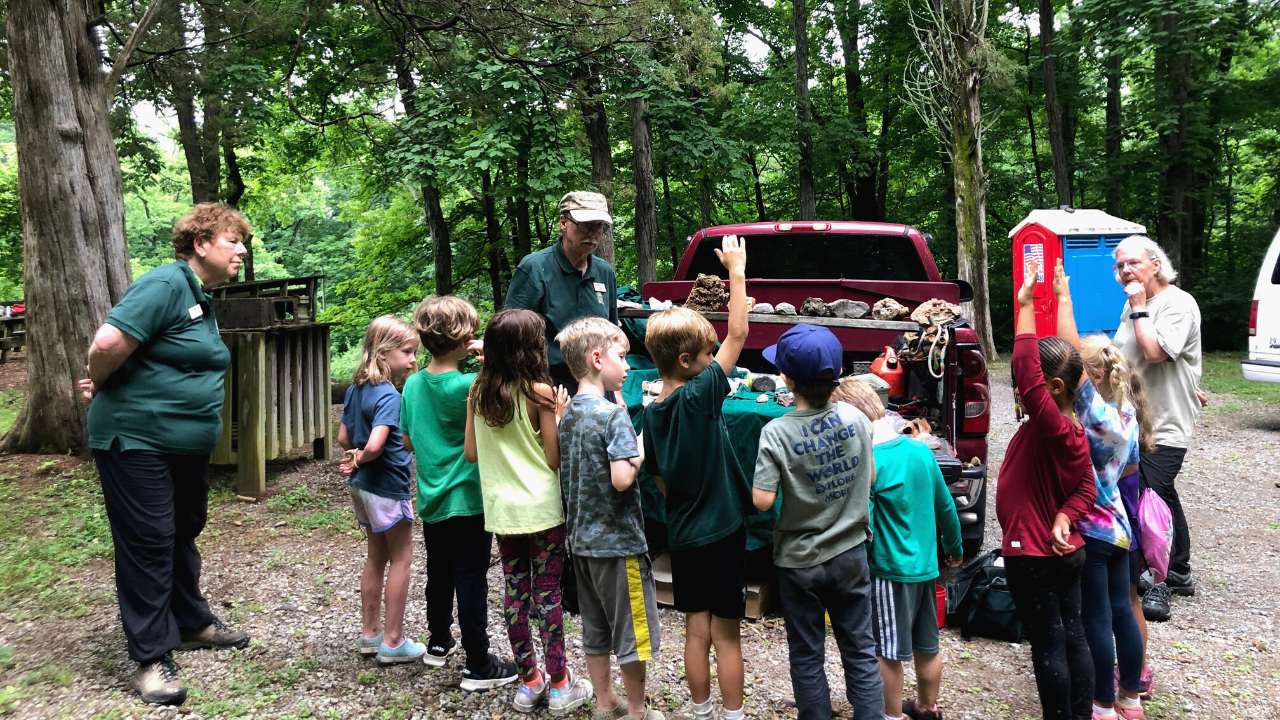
[872,577,939,661]
[574,554,662,664]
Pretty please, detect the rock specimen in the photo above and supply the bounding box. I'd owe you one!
[775,302,797,315]
[910,298,963,326]
[751,302,775,314]
[685,273,729,312]
[872,297,910,320]
[827,299,870,319]
[801,297,833,317]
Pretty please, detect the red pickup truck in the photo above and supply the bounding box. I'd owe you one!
[640,220,991,557]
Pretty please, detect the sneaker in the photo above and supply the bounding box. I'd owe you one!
[548,670,594,716]
[133,654,186,706]
[590,704,629,720]
[178,618,250,651]
[1115,700,1146,719]
[423,640,458,668]
[357,632,383,657]
[1165,571,1196,597]
[1138,666,1154,700]
[376,638,426,664]
[513,670,548,713]
[1136,570,1154,596]
[903,699,944,720]
[1141,583,1172,622]
[460,655,519,691]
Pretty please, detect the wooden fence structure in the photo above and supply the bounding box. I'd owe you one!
[211,277,331,497]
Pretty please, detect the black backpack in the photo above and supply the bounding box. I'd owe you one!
[946,549,1024,643]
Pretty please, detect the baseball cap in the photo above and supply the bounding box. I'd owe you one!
[558,191,613,225]
[763,324,844,383]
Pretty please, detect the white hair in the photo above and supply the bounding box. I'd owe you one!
[1113,235,1178,283]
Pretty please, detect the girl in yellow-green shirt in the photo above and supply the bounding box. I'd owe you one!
[464,308,592,714]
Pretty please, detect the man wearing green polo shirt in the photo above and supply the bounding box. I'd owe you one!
[505,191,619,394]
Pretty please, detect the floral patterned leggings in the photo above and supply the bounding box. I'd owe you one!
[497,525,567,678]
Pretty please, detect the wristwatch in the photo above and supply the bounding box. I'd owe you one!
[1129,310,1150,320]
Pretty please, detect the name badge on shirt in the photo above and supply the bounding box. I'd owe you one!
[593,281,607,292]
[188,304,204,320]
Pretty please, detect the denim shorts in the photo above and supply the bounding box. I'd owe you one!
[350,488,414,534]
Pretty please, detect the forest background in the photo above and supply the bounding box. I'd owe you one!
[0,0,1277,380]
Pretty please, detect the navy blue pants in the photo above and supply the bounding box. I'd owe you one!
[95,448,216,664]
[422,514,494,670]
[1081,538,1144,703]
[776,544,884,720]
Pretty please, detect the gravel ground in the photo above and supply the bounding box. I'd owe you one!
[1,366,1278,719]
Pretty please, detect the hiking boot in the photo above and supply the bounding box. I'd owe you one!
[422,640,457,668]
[548,670,594,716]
[376,637,426,664]
[357,632,382,658]
[512,669,548,713]
[1165,571,1196,597]
[460,654,519,691]
[903,699,944,720]
[133,654,186,706]
[1136,570,1153,596]
[178,618,250,651]
[1141,583,1171,622]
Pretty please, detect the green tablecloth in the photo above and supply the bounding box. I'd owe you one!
[622,368,791,552]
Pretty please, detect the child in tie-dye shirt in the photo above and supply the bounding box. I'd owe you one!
[1055,258,1148,720]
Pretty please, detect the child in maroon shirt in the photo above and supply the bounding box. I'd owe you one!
[997,257,1097,720]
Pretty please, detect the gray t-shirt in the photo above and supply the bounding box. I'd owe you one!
[753,401,874,569]
[1113,284,1202,448]
[559,393,645,557]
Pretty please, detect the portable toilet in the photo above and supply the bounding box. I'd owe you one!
[1010,208,1146,338]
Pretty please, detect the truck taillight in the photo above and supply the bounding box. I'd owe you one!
[1250,300,1258,336]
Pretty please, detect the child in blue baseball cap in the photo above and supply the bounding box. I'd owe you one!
[751,323,885,719]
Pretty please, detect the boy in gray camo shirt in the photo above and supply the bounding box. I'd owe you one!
[556,317,664,720]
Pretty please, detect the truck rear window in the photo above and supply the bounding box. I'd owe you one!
[686,233,929,280]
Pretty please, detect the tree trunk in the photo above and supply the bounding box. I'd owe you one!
[631,98,658,288]
[747,148,767,220]
[1154,10,1190,272]
[1022,15,1047,206]
[698,174,715,228]
[792,0,817,219]
[1104,51,1122,215]
[513,121,533,263]
[4,0,134,452]
[394,55,453,294]
[1039,0,1072,207]
[834,0,880,220]
[482,170,505,308]
[576,64,614,264]
[661,167,680,273]
[952,114,997,359]
[876,100,896,220]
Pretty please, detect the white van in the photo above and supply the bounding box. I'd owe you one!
[1242,228,1280,382]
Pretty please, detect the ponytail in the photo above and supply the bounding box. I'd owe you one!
[1128,370,1156,453]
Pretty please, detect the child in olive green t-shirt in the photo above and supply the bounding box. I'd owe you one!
[401,296,518,691]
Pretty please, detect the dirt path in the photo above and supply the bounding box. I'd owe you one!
[0,368,1277,719]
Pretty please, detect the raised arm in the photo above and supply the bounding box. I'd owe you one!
[1053,258,1082,351]
[1123,283,1171,364]
[713,235,749,374]
[1016,256,1038,337]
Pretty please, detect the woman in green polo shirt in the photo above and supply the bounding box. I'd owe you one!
[79,204,251,707]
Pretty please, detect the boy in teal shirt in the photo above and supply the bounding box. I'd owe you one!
[402,296,518,691]
[836,381,962,720]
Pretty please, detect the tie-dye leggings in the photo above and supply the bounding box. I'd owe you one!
[497,525,567,678]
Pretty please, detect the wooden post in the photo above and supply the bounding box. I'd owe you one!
[300,329,314,445]
[314,324,332,460]
[279,332,293,451]
[291,331,304,447]
[236,332,267,497]
[266,333,278,460]
[211,334,235,464]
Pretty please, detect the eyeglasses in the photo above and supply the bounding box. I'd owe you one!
[568,218,610,235]
[1114,258,1150,271]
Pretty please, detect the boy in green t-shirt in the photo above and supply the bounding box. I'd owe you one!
[833,381,962,720]
[641,235,748,720]
[751,324,883,720]
[402,296,518,691]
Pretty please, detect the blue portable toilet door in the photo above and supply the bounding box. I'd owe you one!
[1062,235,1128,337]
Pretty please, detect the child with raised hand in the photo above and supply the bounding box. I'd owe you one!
[401,296,519,691]
[998,257,1098,720]
[641,234,749,720]
[835,378,963,720]
[557,316,664,720]
[464,308,591,716]
[751,325,884,720]
[1053,259,1147,720]
[338,315,424,664]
